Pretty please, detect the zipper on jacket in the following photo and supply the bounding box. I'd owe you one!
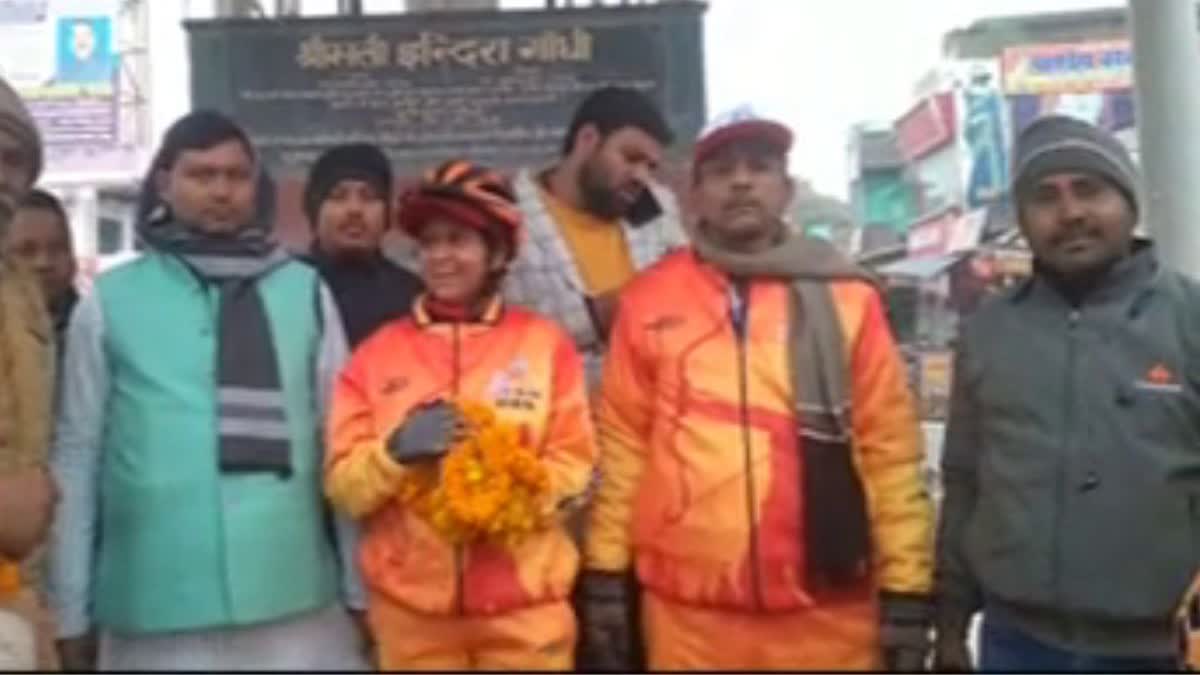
[452,321,465,616]
[731,286,766,610]
[1054,308,1081,643]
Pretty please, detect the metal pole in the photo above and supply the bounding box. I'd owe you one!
[1130,0,1200,277]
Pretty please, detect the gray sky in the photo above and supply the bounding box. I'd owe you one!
[697,0,1127,197]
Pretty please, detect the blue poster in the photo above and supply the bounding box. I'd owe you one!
[962,73,1010,208]
[56,16,115,85]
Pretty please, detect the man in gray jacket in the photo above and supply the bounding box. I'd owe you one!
[934,115,1200,671]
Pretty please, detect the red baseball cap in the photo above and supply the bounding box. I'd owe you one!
[694,105,793,166]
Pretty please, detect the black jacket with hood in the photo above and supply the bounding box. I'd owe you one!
[301,248,421,349]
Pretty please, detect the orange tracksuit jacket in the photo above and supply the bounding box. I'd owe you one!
[585,249,932,611]
[325,297,597,617]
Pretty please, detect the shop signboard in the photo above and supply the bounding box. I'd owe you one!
[894,92,956,163]
[1002,40,1132,95]
[907,206,959,258]
[952,59,1010,208]
[918,349,954,420]
[0,0,133,177]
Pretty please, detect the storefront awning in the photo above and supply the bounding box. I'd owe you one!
[875,252,966,280]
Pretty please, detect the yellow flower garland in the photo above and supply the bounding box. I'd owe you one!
[397,401,550,546]
[0,560,20,600]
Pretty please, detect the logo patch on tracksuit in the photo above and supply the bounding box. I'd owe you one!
[1135,362,1184,394]
[488,358,541,411]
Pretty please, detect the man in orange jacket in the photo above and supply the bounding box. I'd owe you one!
[578,106,934,671]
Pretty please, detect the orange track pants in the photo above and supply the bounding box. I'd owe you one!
[369,593,575,671]
[642,591,881,670]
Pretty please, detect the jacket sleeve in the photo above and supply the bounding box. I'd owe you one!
[315,284,366,611]
[47,293,108,638]
[540,333,598,514]
[848,288,934,595]
[323,342,409,520]
[584,294,654,573]
[645,180,689,252]
[936,331,983,614]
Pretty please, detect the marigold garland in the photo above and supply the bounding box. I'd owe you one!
[397,401,551,546]
[0,560,20,600]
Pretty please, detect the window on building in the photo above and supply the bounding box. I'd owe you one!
[97,216,125,255]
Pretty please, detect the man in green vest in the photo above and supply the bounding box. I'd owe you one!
[47,111,368,671]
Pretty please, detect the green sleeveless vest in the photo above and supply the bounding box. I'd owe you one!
[92,253,337,634]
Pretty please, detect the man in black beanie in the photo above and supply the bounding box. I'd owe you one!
[935,115,1200,671]
[303,143,421,348]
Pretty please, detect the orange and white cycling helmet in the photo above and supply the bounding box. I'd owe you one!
[398,159,522,261]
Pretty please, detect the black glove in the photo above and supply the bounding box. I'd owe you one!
[881,591,933,672]
[932,603,974,672]
[576,570,636,672]
[385,401,460,465]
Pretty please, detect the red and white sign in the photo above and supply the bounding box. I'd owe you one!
[894,92,957,162]
[946,208,986,254]
[907,207,959,257]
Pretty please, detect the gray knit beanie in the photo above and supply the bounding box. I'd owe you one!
[1011,115,1138,215]
[0,75,42,184]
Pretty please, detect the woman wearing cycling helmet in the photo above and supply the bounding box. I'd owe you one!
[324,160,597,671]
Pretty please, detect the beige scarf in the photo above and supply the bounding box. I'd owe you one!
[0,261,52,472]
[0,262,54,598]
[692,223,882,590]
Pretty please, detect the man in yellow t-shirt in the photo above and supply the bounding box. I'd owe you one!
[537,183,635,301]
[507,86,687,389]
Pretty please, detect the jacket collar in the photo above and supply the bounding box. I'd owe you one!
[513,167,588,293]
[512,166,679,288]
[304,247,389,275]
[412,293,504,328]
[1015,239,1160,312]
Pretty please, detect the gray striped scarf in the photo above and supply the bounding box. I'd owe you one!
[138,172,294,476]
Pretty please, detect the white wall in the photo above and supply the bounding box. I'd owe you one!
[147,1,197,153]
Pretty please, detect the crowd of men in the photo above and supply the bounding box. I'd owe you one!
[0,63,1198,672]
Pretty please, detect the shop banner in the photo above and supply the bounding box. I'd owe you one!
[1009,88,1135,138]
[895,92,957,162]
[946,208,986,254]
[917,349,954,421]
[952,60,1010,208]
[907,206,958,258]
[0,0,131,177]
[1002,40,1132,95]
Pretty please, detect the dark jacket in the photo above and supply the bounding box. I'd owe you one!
[938,243,1200,657]
[302,249,422,348]
[52,287,78,343]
